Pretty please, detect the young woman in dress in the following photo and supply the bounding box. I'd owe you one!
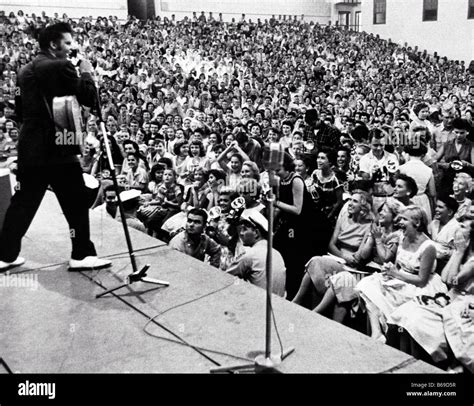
[357,206,447,342]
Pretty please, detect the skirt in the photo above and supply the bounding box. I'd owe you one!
[356,272,447,332]
[443,294,474,372]
[306,257,359,304]
[390,299,449,362]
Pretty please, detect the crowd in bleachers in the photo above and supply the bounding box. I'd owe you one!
[0,9,473,372]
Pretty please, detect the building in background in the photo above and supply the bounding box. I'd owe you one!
[329,0,362,31]
[360,0,474,63]
[155,0,333,23]
[1,0,128,19]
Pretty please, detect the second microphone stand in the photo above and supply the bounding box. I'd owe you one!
[210,145,294,373]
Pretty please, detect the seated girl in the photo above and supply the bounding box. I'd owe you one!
[138,168,183,240]
[389,223,473,371]
[356,206,447,342]
[292,191,373,322]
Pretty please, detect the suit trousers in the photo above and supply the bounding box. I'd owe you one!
[0,162,97,262]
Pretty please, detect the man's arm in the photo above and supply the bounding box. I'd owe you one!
[205,236,222,268]
[59,59,97,108]
[169,232,185,253]
[226,254,249,278]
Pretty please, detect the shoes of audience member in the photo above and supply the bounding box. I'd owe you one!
[68,256,112,271]
[0,257,25,272]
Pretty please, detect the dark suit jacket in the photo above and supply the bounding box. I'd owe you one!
[17,51,97,167]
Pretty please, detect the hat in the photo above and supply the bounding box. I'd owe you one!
[452,118,471,132]
[240,210,268,233]
[120,189,141,202]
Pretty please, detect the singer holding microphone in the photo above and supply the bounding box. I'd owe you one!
[0,22,111,271]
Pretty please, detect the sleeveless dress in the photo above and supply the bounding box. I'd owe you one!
[356,236,446,332]
[274,173,321,299]
[390,259,473,369]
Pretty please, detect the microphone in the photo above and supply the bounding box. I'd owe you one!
[262,142,285,171]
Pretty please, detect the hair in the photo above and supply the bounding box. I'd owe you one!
[368,128,386,142]
[39,22,73,50]
[188,207,208,225]
[208,169,227,182]
[157,157,173,169]
[411,126,432,143]
[241,161,260,181]
[403,141,427,157]
[282,152,296,172]
[351,125,369,142]
[305,109,318,124]
[396,173,418,197]
[173,140,188,156]
[150,163,166,179]
[189,139,205,157]
[209,132,222,144]
[103,184,116,195]
[455,172,473,193]
[281,120,294,130]
[162,167,177,181]
[229,153,244,164]
[452,118,471,132]
[379,197,404,221]
[402,205,429,235]
[296,155,316,173]
[123,139,139,153]
[126,152,140,161]
[437,194,459,215]
[413,102,429,116]
[318,146,337,166]
[351,190,373,219]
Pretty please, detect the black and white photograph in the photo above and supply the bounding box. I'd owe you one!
[0,0,472,401]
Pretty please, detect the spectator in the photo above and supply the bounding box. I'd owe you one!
[226,210,286,296]
[169,208,221,268]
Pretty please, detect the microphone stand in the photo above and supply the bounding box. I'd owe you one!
[92,95,168,299]
[210,145,294,373]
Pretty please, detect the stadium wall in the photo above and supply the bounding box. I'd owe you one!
[360,0,474,63]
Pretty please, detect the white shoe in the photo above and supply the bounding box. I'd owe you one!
[0,257,25,272]
[68,256,111,271]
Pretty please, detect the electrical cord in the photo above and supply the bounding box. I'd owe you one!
[82,271,223,366]
[84,269,255,366]
[270,302,285,358]
[141,281,254,363]
[142,281,235,330]
[0,357,13,374]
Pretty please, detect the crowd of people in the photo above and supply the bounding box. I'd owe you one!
[0,10,473,372]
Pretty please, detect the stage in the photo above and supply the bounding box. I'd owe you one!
[0,191,442,373]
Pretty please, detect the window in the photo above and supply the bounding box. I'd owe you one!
[373,0,386,24]
[423,0,438,21]
[469,0,474,19]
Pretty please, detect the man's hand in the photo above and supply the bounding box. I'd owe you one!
[79,59,94,74]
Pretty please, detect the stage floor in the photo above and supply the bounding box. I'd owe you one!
[0,192,442,373]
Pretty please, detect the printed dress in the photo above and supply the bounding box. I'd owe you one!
[356,236,447,332]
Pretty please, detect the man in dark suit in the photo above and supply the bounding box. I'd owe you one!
[0,23,111,271]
